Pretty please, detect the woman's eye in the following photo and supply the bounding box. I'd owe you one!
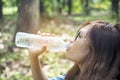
[78,34,82,38]
[78,33,83,38]
[74,31,83,41]
[75,35,81,40]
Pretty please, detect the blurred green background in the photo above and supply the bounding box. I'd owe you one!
[0,0,120,80]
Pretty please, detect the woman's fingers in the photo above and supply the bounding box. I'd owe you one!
[37,31,41,35]
[28,45,47,57]
[37,31,56,37]
[37,45,47,55]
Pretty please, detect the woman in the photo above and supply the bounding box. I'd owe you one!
[28,20,120,80]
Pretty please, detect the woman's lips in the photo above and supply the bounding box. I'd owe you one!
[66,46,70,51]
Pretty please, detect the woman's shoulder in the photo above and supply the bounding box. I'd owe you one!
[48,74,66,80]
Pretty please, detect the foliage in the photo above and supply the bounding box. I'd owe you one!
[2,0,18,15]
[3,0,16,7]
[3,7,17,15]
[72,0,82,14]
[2,0,119,17]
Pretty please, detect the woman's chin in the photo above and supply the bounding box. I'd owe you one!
[65,53,73,61]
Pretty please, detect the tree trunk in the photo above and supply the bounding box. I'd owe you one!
[68,0,72,15]
[57,0,62,13]
[16,0,40,33]
[81,0,90,15]
[10,0,40,52]
[63,0,66,8]
[0,0,3,30]
[84,0,90,15]
[111,0,119,21]
[40,0,44,16]
[0,0,3,20]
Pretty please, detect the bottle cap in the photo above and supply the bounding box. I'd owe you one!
[65,42,69,49]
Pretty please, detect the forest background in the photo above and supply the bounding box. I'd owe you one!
[0,0,120,80]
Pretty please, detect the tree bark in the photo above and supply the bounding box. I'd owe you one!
[0,0,3,30]
[57,0,62,13]
[111,0,119,21]
[16,0,40,33]
[68,0,72,15]
[12,0,40,50]
[81,0,90,15]
[0,0,3,20]
[40,0,44,16]
[84,0,90,15]
[63,0,66,8]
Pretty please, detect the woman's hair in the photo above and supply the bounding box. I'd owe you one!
[65,21,120,80]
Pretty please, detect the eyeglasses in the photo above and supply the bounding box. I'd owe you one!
[74,31,81,41]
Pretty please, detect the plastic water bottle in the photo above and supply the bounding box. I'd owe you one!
[15,32,68,52]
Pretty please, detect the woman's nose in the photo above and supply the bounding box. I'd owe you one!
[66,40,73,51]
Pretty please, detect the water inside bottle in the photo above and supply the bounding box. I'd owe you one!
[15,32,69,52]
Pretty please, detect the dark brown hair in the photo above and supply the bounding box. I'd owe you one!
[65,21,120,80]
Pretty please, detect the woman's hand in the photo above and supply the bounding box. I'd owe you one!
[28,31,51,80]
[28,31,49,57]
[28,45,47,57]
[28,31,55,57]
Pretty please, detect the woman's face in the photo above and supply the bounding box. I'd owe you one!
[66,24,94,63]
